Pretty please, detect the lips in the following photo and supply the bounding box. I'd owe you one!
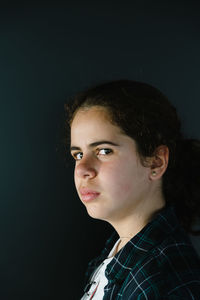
[80,188,100,202]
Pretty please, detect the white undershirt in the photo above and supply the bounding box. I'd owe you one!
[81,239,121,300]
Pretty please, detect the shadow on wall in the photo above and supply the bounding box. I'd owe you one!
[190,235,200,256]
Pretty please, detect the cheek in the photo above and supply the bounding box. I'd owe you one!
[115,173,135,196]
[102,162,135,196]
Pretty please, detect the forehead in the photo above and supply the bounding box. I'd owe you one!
[70,107,123,142]
[70,106,139,158]
[72,106,110,122]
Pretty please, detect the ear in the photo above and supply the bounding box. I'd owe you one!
[149,145,169,181]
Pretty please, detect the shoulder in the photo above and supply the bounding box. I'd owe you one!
[121,234,200,299]
[151,230,200,277]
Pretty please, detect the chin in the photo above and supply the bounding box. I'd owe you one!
[86,206,110,221]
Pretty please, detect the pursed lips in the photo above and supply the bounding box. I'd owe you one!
[80,188,100,202]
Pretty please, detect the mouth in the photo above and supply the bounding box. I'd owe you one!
[81,193,100,202]
[80,188,100,203]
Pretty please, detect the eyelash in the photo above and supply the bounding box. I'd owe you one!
[72,148,113,161]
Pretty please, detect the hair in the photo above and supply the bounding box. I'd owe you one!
[64,79,200,235]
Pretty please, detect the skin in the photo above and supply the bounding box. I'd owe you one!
[70,106,169,252]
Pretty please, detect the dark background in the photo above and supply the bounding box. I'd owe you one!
[1,1,200,299]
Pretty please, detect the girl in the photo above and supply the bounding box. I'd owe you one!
[65,80,200,299]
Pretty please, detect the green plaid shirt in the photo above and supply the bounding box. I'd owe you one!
[83,205,200,299]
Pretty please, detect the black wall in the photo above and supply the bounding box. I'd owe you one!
[1,1,200,299]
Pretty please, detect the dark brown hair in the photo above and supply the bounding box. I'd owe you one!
[64,79,200,234]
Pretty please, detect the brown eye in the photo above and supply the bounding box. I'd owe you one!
[98,148,113,155]
[73,152,83,161]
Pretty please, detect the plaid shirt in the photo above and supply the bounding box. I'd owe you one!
[83,205,200,299]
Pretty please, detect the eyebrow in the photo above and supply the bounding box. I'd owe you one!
[70,140,120,151]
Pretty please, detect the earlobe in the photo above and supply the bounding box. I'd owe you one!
[149,145,169,180]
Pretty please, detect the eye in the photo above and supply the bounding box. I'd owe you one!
[97,148,113,156]
[71,148,113,161]
[72,152,83,161]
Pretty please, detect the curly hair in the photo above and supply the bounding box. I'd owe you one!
[64,79,200,235]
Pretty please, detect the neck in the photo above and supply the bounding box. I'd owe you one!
[110,196,166,253]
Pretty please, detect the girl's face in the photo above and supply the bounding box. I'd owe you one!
[70,106,152,223]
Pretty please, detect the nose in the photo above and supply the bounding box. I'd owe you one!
[75,158,97,179]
